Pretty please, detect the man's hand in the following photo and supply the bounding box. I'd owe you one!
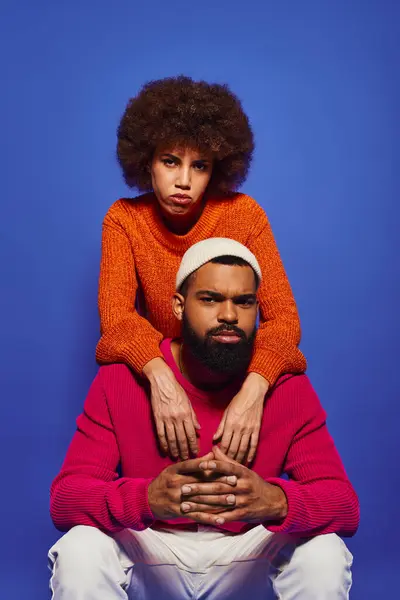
[213,372,269,464]
[180,447,288,526]
[147,452,239,521]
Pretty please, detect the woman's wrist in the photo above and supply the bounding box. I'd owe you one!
[142,357,170,382]
[243,372,270,395]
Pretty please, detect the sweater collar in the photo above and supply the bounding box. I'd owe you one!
[138,192,232,254]
[160,338,242,405]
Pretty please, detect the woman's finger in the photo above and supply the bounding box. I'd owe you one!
[165,422,179,459]
[174,422,189,460]
[156,420,168,454]
[219,428,233,455]
[226,431,241,459]
[212,411,227,442]
[235,433,251,464]
[246,431,259,464]
[183,418,199,456]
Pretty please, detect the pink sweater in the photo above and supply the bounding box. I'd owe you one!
[50,340,359,538]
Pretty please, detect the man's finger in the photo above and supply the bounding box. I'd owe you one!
[198,459,242,478]
[183,418,198,456]
[236,434,251,464]
[181,481,236,496]
[175,452,215,474]
[182,494,236,507]
[174,422,189,460]
[165,422,179,458]
[185,510,243,526]
[180,502,231,519]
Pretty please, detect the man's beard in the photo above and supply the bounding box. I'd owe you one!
[182,314,256,376]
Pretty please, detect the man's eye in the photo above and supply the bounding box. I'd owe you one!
[238,299,256,307]
[200,297,215,303]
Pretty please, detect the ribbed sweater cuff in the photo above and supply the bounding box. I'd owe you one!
[119,478,155,531]
[96,329,164,374]
[121,342,164,375]
[248,350,288,386]
[263,477,307,534]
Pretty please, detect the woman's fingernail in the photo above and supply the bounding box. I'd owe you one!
[181,485,192,494]
[227,495,235,504]
[216,517,225,525]
[181,503,191,512]
[227,476,237,485]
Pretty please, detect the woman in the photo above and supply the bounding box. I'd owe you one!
[96,76,306,465]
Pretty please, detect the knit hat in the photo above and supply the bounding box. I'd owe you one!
[176,238,262,291]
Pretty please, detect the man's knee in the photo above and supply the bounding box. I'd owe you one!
[49,525,118,588]
[292,534,353,593]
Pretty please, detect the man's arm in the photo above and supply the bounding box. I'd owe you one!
[264,375,360,537]
[180,376,359,538]
[50,370,154,534]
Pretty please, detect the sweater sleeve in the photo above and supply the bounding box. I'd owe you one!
[50,370,155,534]
[265,376,360,537]
[246,204,307,385]
[96,206,163,373]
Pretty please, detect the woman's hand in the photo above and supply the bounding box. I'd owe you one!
[213,372,269,464]
[143,358,201,460]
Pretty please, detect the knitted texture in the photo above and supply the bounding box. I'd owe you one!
[96,192,307,385]
[175,237,262,290]
[51,339,359,537]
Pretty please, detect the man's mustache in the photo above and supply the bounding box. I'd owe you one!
[206,324,246,340]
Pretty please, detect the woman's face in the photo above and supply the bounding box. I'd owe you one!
[151,146,213,227]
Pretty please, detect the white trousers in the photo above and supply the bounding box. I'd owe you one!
[48,524,353,599]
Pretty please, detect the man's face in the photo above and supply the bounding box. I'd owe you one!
[174,262,258,374]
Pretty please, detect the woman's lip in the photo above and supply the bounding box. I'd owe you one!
[212,333,242,344]
[170,195,192,205]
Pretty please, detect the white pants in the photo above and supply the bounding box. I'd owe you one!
[48,525,353,599]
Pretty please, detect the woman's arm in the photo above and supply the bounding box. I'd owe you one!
[96,205,199,459]
[213,202,307,463]
[96,208,164,372]
[247,205,307,386]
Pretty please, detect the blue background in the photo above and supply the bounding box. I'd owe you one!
[1,1,399,597]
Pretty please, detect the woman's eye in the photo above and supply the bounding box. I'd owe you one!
[162,158,176,167]
[193,162,207,171]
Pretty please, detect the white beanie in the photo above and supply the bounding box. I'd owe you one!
[176,238,262,291]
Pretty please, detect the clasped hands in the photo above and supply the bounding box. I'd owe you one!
[148,446,287,527]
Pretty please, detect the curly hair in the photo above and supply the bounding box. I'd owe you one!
[117,76,254,194]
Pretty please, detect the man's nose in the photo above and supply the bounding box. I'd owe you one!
[217,300,238,324]
[175,165,191,189]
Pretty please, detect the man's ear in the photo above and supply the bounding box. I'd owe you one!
[172,292,185,321]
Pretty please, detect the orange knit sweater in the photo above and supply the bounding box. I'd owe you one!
[96,192,306,385]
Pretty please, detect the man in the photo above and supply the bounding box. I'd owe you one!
[49,238,359,599]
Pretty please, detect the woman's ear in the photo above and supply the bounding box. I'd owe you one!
[172,293,185,321]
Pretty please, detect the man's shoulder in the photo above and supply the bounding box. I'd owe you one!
[269,373,324,415]
[97,363,146,393]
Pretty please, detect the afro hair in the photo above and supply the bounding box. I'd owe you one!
[117,76,254,194]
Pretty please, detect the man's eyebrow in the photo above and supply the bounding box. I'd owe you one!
[195,290,225,299]
[195,290,257,301]
[233,293,257,302]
